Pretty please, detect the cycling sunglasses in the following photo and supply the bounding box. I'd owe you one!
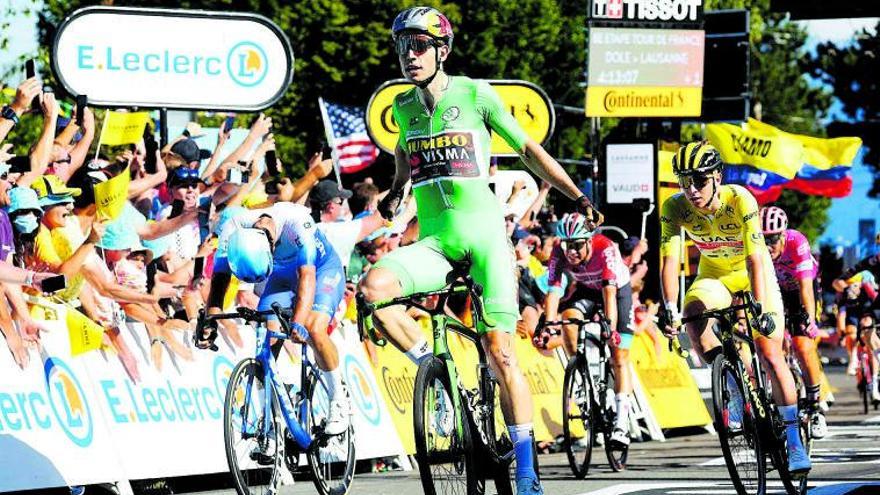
[764,233,783,245]
[170,166,203,186]
[395,34,437,56]
[561,239,588,252]
[678,174,712,190]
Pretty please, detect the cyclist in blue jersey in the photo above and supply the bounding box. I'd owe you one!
[198,202,350,436]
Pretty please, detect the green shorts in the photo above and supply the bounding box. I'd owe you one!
[374,209,519,334]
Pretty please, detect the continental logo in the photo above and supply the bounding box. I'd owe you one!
[380,366,416,414]
[603,89,686,112]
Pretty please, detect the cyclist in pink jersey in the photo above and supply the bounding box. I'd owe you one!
[760,206,827,438]
[540,213,634,447]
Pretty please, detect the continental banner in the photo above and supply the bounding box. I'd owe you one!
[366,79,555,156]
[629,329,711,429]
[586,87,702,117]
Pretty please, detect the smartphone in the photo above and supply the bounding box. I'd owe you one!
[8,156,30,174]
[198,198,211,243]
[264,149,278,176]
[143,125,158,174]
[222,115,236,134]
[226,167,243,185]
[146,260,157,293]
[192,256,205,285]
[169,199,185,218]
[75,95,87,127]
[321,142,333,158]
[40,275,67,293]
[25,59,40,113]
[265,180,279,195]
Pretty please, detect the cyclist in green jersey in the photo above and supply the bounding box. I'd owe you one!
[358,7,599,495]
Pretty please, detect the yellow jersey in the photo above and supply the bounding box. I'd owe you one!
[660,184,766,274]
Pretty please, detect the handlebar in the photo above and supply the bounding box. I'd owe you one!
[679,291,762,325]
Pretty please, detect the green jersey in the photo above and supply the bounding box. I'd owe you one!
[392,76,529,214]
[376,76,530,334]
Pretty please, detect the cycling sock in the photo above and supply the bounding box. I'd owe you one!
[779,405,802,448]
[404,340,432,365]
[508,423,536,480]
[614,393,630,429]
[326,367,344,401]
[806,384,820,405]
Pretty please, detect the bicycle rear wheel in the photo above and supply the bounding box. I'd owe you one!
[414,357,478,495]
[562,355,593,478]
[712,355,766,495]
[224,358,282,495]
[306,370,356,495]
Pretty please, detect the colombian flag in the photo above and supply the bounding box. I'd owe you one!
[708,119,861,204]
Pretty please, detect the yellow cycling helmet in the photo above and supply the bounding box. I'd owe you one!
[672,141,724,176]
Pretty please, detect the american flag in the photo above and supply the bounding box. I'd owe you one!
[319,99,380,174]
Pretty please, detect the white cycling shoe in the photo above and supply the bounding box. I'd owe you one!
[434,387,455,437]
[610,427,631,447]
[810,411,827,439]
[324,398,351,436]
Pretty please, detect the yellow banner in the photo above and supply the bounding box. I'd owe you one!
[94,165,130,221]
[66,307,105,356]
[629,330,711,429]
[706,119,805,180]
[101,111,150,146]
[366,79,554,156]
[792,133,862,170]
[586,87,702,117]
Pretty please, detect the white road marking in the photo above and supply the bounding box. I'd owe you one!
[577,481,880,495]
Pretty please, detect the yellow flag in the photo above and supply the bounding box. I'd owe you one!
[792,134,862,170]
[66,308,105,356]
[94,165,130,221]
[706,118,805,180]
[101,111,150,146]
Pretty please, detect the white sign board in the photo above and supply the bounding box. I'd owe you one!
[52,7,294,111]
[606,143,655,204]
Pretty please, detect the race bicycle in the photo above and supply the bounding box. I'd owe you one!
[679,291,809,495]
[856,319,879,414]
[536,312,628,478]
[356,269,518,495]
[199,304,356,495]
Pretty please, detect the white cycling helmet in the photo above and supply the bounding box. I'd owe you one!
[227,227,274,283]
[759,206,788,235]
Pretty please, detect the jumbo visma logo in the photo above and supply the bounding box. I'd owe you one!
[45,358,94,447]
[76,40,269,88]
[344,355,381,426]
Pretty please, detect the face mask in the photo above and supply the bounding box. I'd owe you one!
[13,213,39,235]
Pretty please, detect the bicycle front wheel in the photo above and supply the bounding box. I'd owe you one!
[224,358,282,495]
[712,355,766,495]
[562,355,593,479]
[306,370,356,495]
[413,357,478,495]
[601,360,628,472]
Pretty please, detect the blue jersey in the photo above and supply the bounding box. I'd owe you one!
[214,202,339,272]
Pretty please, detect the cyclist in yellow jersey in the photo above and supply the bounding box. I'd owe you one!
[658,141,811,474]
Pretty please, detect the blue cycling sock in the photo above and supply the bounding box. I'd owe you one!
[508,423,536,480]
[779,405,802,448]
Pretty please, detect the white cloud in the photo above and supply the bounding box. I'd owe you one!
[797,18,879,45]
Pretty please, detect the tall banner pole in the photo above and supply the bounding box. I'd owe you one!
[317,97,343,188]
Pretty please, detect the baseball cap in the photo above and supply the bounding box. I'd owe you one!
[310,180,352,205]
[170,138,211,164]
[31,175,82,207]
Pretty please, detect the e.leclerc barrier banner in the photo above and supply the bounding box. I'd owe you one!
[0,300,403,492]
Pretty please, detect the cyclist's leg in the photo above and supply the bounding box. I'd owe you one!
[558,288,596,357]
[471,229,539,484]
[783,290,823,406]
[612,284,635,436]
[861,313,880,400]
[682,275,728,363]
[360,236,452,363]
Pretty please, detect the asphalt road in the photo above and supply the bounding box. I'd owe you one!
[177,366,880,495]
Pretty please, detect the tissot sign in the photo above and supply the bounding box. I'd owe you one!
[590,0,703,23]
[52,7,294,111]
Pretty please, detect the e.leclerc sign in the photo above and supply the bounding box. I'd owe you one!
[52,7,294,111]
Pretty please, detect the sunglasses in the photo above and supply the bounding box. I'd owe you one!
[561,240,588,252]
[678,174,712,190]
[174,183,199,190]
[764,233,782,245]
[395,34,437,56]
